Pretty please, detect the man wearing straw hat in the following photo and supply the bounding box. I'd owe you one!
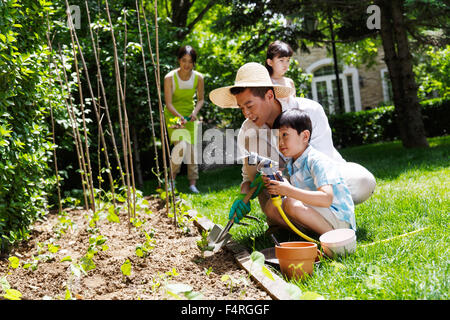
[209,62,376,230]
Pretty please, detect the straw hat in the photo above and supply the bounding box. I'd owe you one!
[209,62,294,108]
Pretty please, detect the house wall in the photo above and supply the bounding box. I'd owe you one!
[294,46,388,110]
[358,48,387,109]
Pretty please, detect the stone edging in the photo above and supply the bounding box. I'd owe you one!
[186,209,292,300]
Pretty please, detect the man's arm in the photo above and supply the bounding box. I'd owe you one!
[237,123,258,192]
[240,181,251,195]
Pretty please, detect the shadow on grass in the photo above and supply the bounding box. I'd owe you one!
[355,226,372,243]
[240,225,373,252]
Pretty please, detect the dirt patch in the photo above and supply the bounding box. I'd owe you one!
[0,196,270,300]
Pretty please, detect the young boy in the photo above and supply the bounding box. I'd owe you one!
[263,109,356,236]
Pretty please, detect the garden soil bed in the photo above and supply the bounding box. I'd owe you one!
[0,196,270,300]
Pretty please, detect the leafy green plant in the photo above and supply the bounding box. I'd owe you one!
[3,288,22,300]
[121,259,132,277]
[220,274,234,294]
[24,240,59,268]
[106,205,120,223]
[60,256,72,262]
[53,213,76,238]
[8,256,20,270]
[220,274,250,298]
[79,235,108,273]
[147,268,183,297]
[47,242,60,254]
[0,276,22,300]
[164,282,204,300]
[80,252,96,273]
[61,196,81,209]
[64,286,74,300]
[22,256,39,271]
[145,267,204,300]
[0,276,10,292]
[155,188,195,234]
[196,230,214,253]
[204,267,213,277]
[415,45,450,100]
[250,251,275,281]
[172,197,195,234]
[135,229,156,258]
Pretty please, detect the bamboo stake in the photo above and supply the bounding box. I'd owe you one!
[118,16,136,221]
[45,15,63,214]
[85,1,126,191]
[140,0,170,213]
[66,2,118,212]
[104,0,133,230]
[57,45,89,210]
[121,10,137,218]
[154,1,178,224]
[97,112,102,208]
[150,0,177,224]
[65,5,96,213]
[135,0,161,188]
[123,9,127,102]
[125,111,137,218]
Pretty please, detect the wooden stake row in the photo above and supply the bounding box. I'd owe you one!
[45,0,178,229]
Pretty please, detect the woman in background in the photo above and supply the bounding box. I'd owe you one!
[164,45,204,193]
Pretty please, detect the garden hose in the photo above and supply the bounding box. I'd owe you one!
[271,195,319,245]
[262,160,320,245]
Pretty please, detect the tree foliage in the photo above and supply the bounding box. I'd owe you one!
[414,45,450,100]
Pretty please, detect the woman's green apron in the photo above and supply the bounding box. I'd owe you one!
[164,71,198,145]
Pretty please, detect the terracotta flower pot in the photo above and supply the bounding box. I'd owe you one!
[275,242,318,280]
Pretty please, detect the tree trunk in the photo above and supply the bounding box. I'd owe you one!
[377,0,429,148]
[171,0,219,40]
[171,0,193,39]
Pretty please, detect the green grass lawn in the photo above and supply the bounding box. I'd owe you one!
[146,135,450,299]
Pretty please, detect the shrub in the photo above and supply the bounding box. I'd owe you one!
[0,0,72,252]
[329,98,449,148]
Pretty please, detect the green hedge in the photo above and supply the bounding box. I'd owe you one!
[0,0,71,252]
[329,98,449,148]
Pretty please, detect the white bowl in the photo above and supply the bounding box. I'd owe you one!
[319,229,356,257]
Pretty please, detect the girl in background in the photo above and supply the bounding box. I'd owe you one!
[265,40,296,103]
[164,45,204,193]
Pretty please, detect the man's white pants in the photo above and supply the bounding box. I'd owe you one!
[338,162,376,205]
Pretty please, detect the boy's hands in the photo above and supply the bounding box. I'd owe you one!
[262,172,292,197]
